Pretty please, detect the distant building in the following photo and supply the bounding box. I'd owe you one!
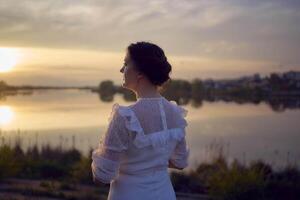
[283,71,300,81]
[201,71,300,91]
[203,79,215,89]
[253,73,261,82]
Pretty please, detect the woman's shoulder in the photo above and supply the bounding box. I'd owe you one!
[108,102,143,135]
[108,102,135,122]
[110,102,136,111]
[165,100,188,118]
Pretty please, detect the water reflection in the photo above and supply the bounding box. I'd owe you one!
[94,89,300,112]
[85,79,300,112]
[1,88,300,112]
[0,105,14,125]
[0,89,299,170]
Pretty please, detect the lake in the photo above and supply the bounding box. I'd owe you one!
[0,89,299,171]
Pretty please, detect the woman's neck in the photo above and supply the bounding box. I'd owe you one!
[135,86,161,99]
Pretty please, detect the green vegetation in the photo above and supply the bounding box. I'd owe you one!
[171,147,300,200]
[0,137,299,199]
[0,143,86,182]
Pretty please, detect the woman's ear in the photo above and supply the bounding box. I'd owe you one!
[135,73,144,87]
[136,72,144,80]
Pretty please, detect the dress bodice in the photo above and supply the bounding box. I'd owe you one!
[91,96,190,183]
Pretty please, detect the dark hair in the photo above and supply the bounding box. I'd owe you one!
[127,41,172,86]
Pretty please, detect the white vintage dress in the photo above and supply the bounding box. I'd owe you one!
[91,96,190,200]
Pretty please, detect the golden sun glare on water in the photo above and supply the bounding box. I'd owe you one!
[0,48,21,72]
[0,106,14,126]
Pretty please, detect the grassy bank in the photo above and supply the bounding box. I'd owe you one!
[0,140,299,199]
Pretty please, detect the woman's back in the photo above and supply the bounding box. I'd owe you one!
[120,97,189,174]
[91,96,189,199]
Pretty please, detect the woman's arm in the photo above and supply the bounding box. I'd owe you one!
[93,176,110,186]
[168,160,184,170]
[168,136,189,170]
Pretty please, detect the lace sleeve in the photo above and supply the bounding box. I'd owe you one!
[169,102,190,169]
[170,100,188,129]
[169,131,190,169]
[91,103,129,184]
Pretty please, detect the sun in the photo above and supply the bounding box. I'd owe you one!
[0,106,14,125]
[0,48,21,72]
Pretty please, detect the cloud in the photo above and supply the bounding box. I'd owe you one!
[0,0,299,70]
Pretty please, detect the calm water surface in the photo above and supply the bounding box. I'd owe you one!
[0,89,300,170]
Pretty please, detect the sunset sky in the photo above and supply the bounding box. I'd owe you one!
[0,0,299,86]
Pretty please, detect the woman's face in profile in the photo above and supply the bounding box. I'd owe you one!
[120,51,142,91]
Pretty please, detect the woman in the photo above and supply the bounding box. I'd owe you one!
[91,41,190,200]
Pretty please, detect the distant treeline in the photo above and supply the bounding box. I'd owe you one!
[1,70,300,111]
[0,80,92,91]
[94,76,300,112]
[0,80,93,100]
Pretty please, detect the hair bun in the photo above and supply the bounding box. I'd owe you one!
[127,41,172,86]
